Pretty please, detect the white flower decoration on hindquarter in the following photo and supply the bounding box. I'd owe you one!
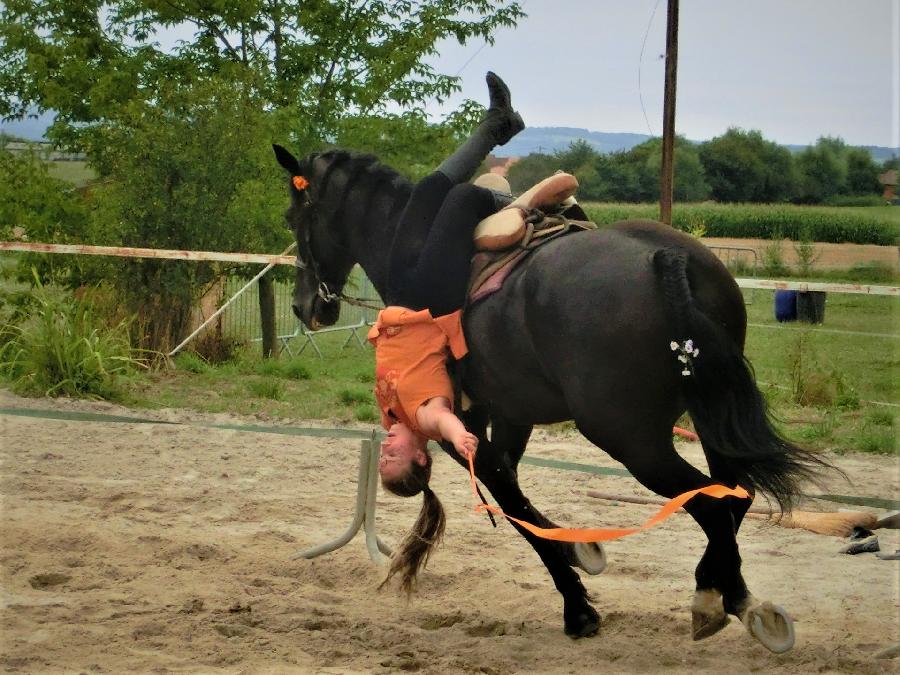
[670,339,700,376]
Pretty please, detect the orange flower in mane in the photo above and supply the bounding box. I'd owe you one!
[292,175,309,191]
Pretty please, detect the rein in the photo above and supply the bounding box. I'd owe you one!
[466,454,750,543]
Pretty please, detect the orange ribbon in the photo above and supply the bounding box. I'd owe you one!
[292,175,309,191]
[467,455,749,543]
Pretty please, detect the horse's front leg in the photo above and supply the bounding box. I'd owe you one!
[456,408,606,576]
[448,411,601,638]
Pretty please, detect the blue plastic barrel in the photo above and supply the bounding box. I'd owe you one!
[774,290,798,322]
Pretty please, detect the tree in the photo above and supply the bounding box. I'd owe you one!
[602,137,709,203]
[590,152,641,202]
[794,136,848,203]
[1,0,524,150]
[553,139,598,174]
[845,147,880,195]
[643,138,710,202]
[0,0,525,352]
[506,152,559,194]
[0,142,94,285]
[698,128,796,203]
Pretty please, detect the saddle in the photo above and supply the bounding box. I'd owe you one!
[467,204,597,305]
[473,172,579,251]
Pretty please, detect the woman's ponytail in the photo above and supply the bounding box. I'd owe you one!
[380,482,446,595]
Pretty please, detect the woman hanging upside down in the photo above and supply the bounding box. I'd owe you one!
[368,71,524,591]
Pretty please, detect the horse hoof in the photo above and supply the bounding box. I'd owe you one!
[691,589,730,640]
[574,542,607,575]
[742,601,795,654]
[692,610,730,640]
[564,606,601,639]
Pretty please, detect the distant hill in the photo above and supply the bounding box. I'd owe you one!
[495,126,900,163]
[781,143,898,163]
[496,127,654,157]
[4,115,898,163]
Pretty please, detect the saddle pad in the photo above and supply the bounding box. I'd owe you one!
[467,213,597,305]
[469,250,528,304]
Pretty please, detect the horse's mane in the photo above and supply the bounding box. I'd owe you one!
[301,149,413,227]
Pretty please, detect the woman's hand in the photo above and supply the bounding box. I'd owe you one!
[451,430,478,461]
[416,397,478,460]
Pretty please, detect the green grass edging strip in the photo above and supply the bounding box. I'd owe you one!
[0,407,371,439]
[3,406,895,510]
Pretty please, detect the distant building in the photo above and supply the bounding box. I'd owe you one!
[484,154,519,177]
[879,169,897,202]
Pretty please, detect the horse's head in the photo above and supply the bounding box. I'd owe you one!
[273,144,356,330]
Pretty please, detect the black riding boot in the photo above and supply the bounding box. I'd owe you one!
[437,71,525,184]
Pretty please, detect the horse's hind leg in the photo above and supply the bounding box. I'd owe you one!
[699,452,795,652]
[584,427,752,641]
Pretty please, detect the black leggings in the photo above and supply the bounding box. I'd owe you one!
[385,172,497,317]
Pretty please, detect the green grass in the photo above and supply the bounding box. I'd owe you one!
[337,387,373,406]
[174,352,211,374]
[124,333,376,423]
[743,292,898,399]
[46,161,96,187]
[0,276,141,398]
[247,378,285,400]
[840,206,900,223]
[740,290,898,454]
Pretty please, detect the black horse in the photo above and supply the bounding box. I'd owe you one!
[273,146,826,652]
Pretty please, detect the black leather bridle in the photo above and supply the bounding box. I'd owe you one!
[292,192,381,311]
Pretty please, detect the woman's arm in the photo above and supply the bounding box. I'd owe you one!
[415,397,478,460]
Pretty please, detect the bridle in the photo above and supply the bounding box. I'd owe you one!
[292,191,382,312]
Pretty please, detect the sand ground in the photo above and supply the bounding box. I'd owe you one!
[1,390,898,674]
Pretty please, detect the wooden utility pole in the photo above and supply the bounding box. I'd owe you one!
[660,0,679,225]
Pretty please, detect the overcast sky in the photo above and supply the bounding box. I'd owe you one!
[427,0,900,149]
[4,1,898,150]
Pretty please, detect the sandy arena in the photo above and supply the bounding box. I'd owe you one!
[1,389,898,674]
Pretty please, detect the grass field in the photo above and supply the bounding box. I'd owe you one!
[46,160,95,187]
[742,291,898,455]
[115,284,898,456]
[839,205,900,223]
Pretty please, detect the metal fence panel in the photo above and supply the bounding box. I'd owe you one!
[222,266,382,342]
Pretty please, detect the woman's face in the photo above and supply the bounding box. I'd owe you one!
[378,423,427,483]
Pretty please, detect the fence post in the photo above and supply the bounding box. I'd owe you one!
[258,274,278,358]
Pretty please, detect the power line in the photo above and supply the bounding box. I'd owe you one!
[638,0,663,137]
[454,0,529,77]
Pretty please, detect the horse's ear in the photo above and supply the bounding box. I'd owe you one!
[273,144,301,174]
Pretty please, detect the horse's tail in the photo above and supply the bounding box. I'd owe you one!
[653,247,830,511]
